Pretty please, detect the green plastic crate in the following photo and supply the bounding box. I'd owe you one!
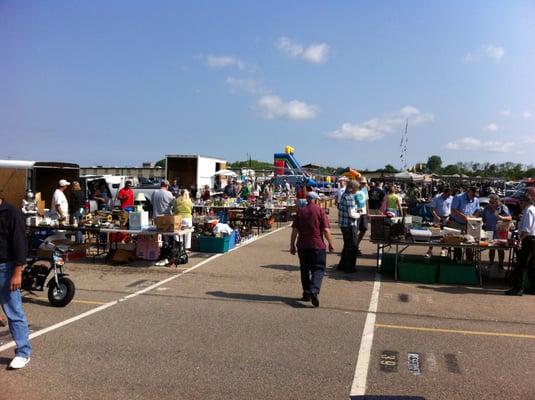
[380,253,396,275]
[398,261,438,283]
[438,263,479,285]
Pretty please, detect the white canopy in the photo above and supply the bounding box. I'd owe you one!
[390,171,424,182]
[213,169,237,177]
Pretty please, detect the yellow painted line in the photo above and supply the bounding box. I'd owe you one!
[26,296,108,306]
[375,323,535,340]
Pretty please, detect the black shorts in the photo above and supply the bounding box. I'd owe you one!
[358,214,369,232]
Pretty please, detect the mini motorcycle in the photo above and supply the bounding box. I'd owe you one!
[22,242,76,307]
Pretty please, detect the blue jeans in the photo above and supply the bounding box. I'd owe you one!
[297,249,326,295]
[0,262,32,358]
[72,210,84,244]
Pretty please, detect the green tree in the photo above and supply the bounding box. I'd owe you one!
[383,164,398,173]
[155,159,166,168]
[442,164,460,175]
[228,160,273,170]
[426,155,443,173]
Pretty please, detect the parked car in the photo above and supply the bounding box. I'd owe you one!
[503,181,535,219]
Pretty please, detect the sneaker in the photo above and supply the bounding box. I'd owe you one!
[9,356,30,369]
[440,249,447,257]
[505,288,523,296]
[498,264,504,271]
[310,293,320,307]
[425,251,432,259]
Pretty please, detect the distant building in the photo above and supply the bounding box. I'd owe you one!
[80,166,164,179]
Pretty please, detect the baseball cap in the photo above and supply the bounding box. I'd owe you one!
[306,191,320,200]
[58,179,70,187]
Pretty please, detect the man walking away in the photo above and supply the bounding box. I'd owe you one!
[290,192,334,307]
[0,197,32,369]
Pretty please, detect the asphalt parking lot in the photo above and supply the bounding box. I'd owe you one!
[1,213,534,399]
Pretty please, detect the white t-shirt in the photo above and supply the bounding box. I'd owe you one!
[336,187,346,203]
[51,189,69,217]
[519,205,535,236]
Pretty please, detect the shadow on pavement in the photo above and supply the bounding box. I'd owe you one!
[325,265,377,282]
[0,356,13,367]
[206,291,309,308]
[416,285,505,296]
[258,264,300,272]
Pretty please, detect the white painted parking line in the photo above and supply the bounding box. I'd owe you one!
[350,272,381,397]
[0,224,290,354]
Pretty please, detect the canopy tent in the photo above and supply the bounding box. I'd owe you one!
[213,169,237,177]
[388,171,425,182]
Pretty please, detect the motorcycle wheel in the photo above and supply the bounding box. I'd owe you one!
[48,277,75,307]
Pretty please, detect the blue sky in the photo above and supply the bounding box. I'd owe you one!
[1,1,534,169]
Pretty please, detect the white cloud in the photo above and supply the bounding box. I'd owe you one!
[226,77,268,95]
[276,37,330,64]
[206,55,245,70]
[521,136,535,144]
[445,137,514,153]
[522,111,532,119]
[484,123,499,132]
[500,110,512,117]
[328,105,434,141]
[483,45,505,61]
[465,44,505,62]
[254,95,318,120]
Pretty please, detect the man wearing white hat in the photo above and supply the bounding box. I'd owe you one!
[51,179,70,224]
[335,177,348,206]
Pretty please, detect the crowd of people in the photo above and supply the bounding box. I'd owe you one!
[290,176,535,307]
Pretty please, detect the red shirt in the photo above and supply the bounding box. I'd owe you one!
[292,203,330,250]
[118,188,134,209]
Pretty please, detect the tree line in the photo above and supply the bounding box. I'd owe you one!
[422,155,535,181]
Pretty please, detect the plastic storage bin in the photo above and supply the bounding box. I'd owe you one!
[438,263,479,285]
[398,260,438,283]
[199,231,236,253]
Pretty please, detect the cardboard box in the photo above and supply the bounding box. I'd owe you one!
[136,235,160,260]
[443,235,462,245]
[155,215,182,232]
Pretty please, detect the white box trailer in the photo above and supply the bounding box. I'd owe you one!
[165,155,227,192]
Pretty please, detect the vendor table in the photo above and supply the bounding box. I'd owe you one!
[100,228,194,263]
[373,239,514,285]
[27,225,107,257]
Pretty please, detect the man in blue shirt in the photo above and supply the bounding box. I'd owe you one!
[450,186,480,226]
[450,186,480,262]
[431,187,453,223]
[426,187,453,258]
